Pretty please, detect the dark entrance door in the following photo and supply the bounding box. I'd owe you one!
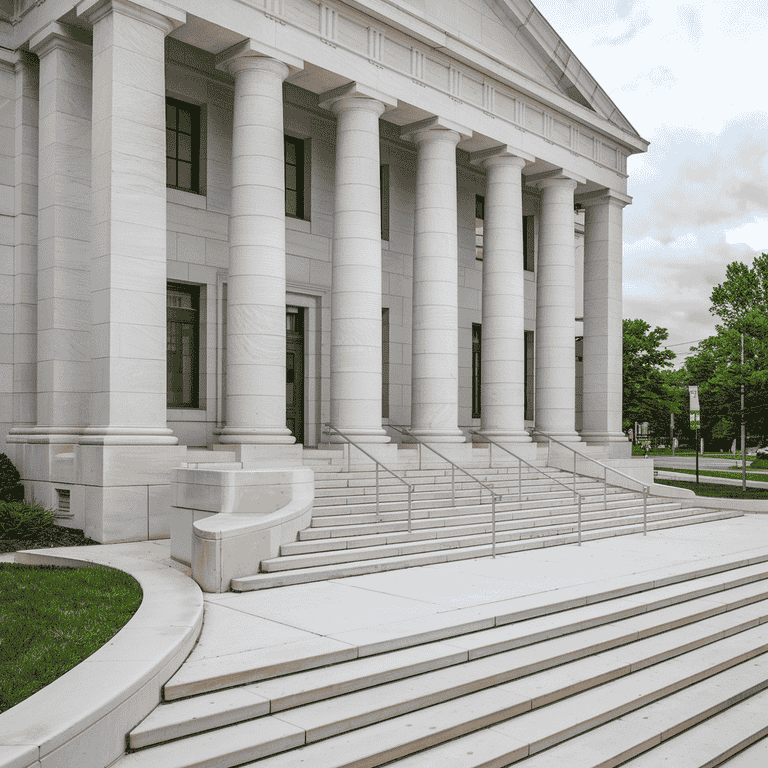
[286,306,304,443]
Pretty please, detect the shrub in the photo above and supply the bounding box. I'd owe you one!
[750,458,768,469]
[0,502,57,540]
[0,454,24,503]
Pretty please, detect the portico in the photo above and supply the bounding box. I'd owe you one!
[0,0,649,542]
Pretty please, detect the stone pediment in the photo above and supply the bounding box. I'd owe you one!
[353,0,641,139]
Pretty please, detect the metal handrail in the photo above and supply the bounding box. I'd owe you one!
[469,430,585,546]
[532,429,650,536]
[324,424,415,533]
[388,425,502,557]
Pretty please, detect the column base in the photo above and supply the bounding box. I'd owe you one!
[214,427,296,445]
[327,427,391,444]
[532,431,581,444]
[477,429,532,443]
[407,428,466,444]
[7,426,84,444]
[79,427,178,445]
[580,432,631,459]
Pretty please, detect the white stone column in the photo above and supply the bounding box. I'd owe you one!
[534,175,581,442]
[472,148,532,442]
[320,84,393,443]
[29,24,92,437]
[77,0,184,445]
[580,188,631,446]
[215,42,302,445]
[404,119,464,442]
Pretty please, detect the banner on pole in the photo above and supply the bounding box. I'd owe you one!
[689,386,701,426]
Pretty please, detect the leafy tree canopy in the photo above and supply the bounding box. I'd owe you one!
[623,319,678,434]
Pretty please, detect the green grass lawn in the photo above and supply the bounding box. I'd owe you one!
[655,467,768,483]
[654,478,768,500]
[0,563,143,713]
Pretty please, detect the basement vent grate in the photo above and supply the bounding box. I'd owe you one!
[56,489,73,518]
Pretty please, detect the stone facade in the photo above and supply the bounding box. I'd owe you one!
[0,0,648,542]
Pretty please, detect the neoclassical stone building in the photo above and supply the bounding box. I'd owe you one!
[0,0,648,542]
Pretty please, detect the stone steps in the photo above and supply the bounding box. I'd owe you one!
[266,504,713,571]
[233,510,741,590]
[119,557,768,767]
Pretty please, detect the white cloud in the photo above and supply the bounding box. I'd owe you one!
[725,219,768,252]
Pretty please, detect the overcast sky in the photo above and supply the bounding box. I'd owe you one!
[534,0,766,366]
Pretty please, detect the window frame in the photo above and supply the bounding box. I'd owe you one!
[166,98,201,194]
[167,282,200,409]
[475,195,485,261]
[523,215,535,272]
[285,135,306,220]
[472,323,482,419]
[380,165,390,241]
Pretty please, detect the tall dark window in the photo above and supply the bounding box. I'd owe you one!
[380,165,390,241]
[166,98,200,193]
[167,283,199,408]
[382,308,390,418]
[285,136,305,218]
[475,195,485,260]
[524,330,534,420]
[472,323,482,418]
[523,215,535,271]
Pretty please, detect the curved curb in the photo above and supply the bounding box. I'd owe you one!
[0,545,204,768]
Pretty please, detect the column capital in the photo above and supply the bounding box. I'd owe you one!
[0,48,16,73]
[30,22,91,59]
[215,38,303,78]
[77,0,185,35]
[401,115,471,144]
[526,168,585,189]
[319,81,396,113]
[576,187,632,209]
[469,144,535,169]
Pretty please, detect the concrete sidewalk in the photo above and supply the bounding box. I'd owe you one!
[190,514,768,664]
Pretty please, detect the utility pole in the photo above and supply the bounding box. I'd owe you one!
[741,332,746,492]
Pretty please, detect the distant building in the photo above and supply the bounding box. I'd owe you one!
[0,0,648,541]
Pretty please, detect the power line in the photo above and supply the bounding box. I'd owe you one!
[664,338,707,348]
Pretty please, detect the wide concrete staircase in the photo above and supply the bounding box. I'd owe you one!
[232,456,742,591]
[117,553,768,767]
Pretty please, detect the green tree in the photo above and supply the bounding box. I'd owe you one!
[681,253,768,446]
[622,319,679,437]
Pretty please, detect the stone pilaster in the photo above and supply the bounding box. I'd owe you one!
[472,147,533,443]
[580,188,631,448]
[403,118,465,443]
[7,52,39,446]
[29,24,92,438]
[533,174,581,442]
[77,0,184,445]
[320,83,394,444]
[214,41,302,447]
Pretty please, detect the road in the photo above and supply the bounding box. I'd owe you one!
[653,456,757,471]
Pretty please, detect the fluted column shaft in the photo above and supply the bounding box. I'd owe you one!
[328,95,389,442]
[581,191,628,443]
[410,127,464,442]
[534,177,580,441]
[479,154,530,441]
[216,54,294,444]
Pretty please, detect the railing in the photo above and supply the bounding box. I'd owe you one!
[388,425,503,557]
[532,429,650,536]
[324,425,415,532]
[470,430,585,546]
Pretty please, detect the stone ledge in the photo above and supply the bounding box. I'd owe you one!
[0,544,204,768]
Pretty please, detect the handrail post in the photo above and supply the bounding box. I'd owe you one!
[604,466,607,511]
[492,494,497,558]
[573,451,577,497]
[518,459,522,503]
[408,485,413,533]
[452,464,455,507]
[643,485,648,535]
[376,462,379,516]
[578,495,582,546]
[347,442,351,473]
